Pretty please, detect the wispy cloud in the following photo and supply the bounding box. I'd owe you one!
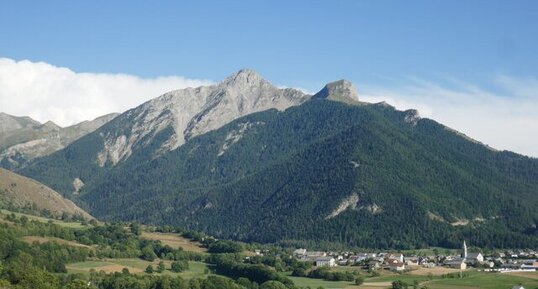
[359,76,538,158]
[0,58,212,126]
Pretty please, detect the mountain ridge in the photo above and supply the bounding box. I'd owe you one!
[16,70,537,249]
[89,69,315,166]
[0,112,119,169]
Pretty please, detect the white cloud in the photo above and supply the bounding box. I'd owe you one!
[358,76,538,158]
[0,58,212,126]
[1,57,537,158]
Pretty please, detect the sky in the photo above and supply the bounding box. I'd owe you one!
[0,1,537,157]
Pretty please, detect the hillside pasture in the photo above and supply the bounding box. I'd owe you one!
[141,232,207,253]
[424,270,538,289]
[21,236,92,248]
[0,209,88,228]
[66,259,211,279]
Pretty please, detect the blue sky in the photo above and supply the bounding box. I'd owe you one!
[2,0,537,89]
[1,1,538,157]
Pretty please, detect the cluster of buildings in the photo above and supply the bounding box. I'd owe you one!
[293,248,409,272]
[292,241,538,273]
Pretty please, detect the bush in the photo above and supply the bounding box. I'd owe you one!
[208,240,243,253]
[291,267,306,277]
[260,280,288,289]
[171,260,189,273]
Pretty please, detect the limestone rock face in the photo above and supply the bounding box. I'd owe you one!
[312,79,359,104]
[96,69,309,166]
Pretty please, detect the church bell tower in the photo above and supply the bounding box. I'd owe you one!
[463,240,468,259]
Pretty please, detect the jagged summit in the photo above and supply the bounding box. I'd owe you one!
[221,68,267,87]
[0,113,118,169]
[29,70,366,167]
[94,69,309,166]
[0,113,41,134]
[41,120,61,130]
[313,79,359,104]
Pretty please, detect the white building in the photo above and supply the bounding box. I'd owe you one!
[386,253,404,263]
[388,259,406,271]
[314,257,336,267]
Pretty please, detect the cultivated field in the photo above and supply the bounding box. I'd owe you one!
[282,268,538,289]
[424,270,538,289]
[141,231,207,253]
[503,271,538,280]
[406,266,462,276]
[66,259,211,279]
[282,273,352,289]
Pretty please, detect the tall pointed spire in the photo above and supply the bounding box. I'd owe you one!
[463,240,468,259]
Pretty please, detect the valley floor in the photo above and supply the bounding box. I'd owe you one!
[0,209,536,289]
[282,267,538,289]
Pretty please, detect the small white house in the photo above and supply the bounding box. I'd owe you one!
[314,257,336,267]
[388,259,405,272]
[386,253,404,263]
[306,251,327,258]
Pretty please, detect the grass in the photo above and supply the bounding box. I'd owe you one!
[21,236,92,248]
[281,268,538,289]
[426,270,538,289]
[281,272,355,289]
[141,231,207,253]
[0,209,88,229]
[66,259,212,279]
[367,273,432,284]
[164,262,212,279]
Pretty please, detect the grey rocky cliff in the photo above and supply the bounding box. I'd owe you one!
[0,113,41,135]
[312,79,360,105]
[0,113,119,168]
[96,69,310,166]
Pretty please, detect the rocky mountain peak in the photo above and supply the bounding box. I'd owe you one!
[221,68,268,88]
[313,79,359,104]
[0,113,41,134]
[93,69,309,166]
[0,113,118,169]
[41,120,61,131]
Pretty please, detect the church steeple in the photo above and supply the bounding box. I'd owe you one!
[463,240,468,259]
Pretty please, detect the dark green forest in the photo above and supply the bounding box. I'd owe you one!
[20,100,538,249]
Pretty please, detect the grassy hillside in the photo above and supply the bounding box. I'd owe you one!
[0,168,92,219]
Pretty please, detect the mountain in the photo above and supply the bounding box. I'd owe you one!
[0,113,118,169]
[94,69,308,166]
[0,168,92,219]
[0,112,42,134]
[16,70,310,195]
[19,70,538,249]
[312,79,360,105]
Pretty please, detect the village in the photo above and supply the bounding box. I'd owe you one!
[290,241,538,274]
